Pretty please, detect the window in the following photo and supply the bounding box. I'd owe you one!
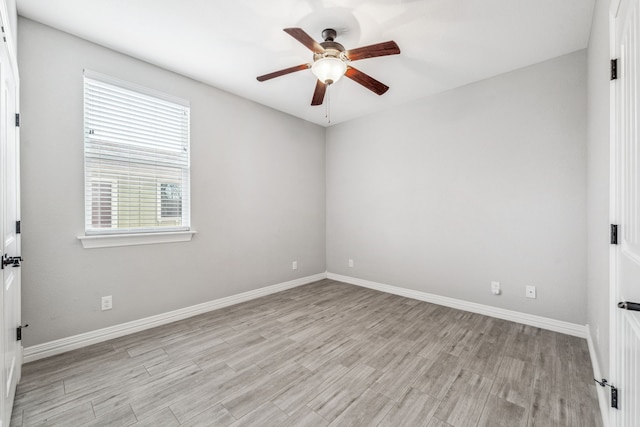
[83,70,190,237]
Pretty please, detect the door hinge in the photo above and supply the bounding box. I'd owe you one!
[16,324,28,341]
[15,113,20,127]
[594,378,619,409]
[611,224,618,244]
[611,58,618,80]
[15,220,20,234]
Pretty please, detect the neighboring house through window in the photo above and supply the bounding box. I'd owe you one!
[83,70,190,235]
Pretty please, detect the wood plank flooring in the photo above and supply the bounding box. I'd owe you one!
[11,279,602,426]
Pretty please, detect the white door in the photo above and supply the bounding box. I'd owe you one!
[0,17,20,427]
[611,0,640,425]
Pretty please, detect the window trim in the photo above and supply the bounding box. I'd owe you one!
[78,230,196,249]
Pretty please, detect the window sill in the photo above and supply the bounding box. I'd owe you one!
[78,231,196,249]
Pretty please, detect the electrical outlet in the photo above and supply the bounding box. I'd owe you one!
[348,259,354,268]
[491,281,501,295]
[101,295,113,311]
[292,261,297,270]
[525,286,536,299]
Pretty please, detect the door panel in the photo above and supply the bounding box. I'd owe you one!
[612,0,640,425]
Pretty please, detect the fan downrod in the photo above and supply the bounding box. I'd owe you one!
[321,29,337,42]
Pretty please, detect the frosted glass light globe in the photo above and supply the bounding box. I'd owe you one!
[311,57,347,84]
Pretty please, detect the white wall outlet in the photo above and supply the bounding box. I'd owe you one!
[525,285,536,299]
[348,259,354,268]
[491,281,501,295]
[292,261,297,270]
[101,295,113,311]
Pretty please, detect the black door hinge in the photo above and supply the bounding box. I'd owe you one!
[611,59,618,80]
[611,224,618,245]
[15,113,19,127]
[594,378,619,409]
[16,324,28,341]
[15,220,20,234]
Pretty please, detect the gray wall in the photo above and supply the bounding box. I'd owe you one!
[587,0,611,377]
[326,51,588,324]
[19,18,326,347]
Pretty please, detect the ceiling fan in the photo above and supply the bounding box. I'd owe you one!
[257,28,401,106]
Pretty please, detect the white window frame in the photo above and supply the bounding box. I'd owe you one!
[78,70,195,248]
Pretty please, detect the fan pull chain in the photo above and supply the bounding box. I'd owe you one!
[326,84,331,124]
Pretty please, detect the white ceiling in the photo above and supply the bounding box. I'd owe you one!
[16,0,595,126]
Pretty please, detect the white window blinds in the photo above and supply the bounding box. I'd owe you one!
[84,70,190,235]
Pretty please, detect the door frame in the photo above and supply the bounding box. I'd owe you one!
[609,0,619,422]
[608,0,620,424]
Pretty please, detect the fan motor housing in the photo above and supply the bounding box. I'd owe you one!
[315,42,347,63]
[320,41,344,52]
[318,29,345,60]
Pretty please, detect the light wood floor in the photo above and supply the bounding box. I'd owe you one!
[11,279,602,427]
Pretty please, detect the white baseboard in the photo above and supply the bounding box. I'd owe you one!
[585,324,610,427]
[25,271,589,363]
[326,272,587,338]
[23,272,327,363]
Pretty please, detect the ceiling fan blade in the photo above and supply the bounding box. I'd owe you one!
[311,80,327,106]
[345,41,400,61]
[345,66,389,95]
[256,64,310,82]
[283,28,325,53]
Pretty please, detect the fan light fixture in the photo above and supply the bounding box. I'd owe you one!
[311,57,347,85]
